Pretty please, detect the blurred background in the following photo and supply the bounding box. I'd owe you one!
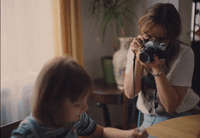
[1,0,199,128]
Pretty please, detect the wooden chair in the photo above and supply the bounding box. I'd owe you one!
[90,79,124,127]
[1,120,21,138]
[90,79,138,129]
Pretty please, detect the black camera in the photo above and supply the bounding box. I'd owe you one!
[139,39,167,63]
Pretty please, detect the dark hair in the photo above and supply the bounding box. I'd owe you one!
[138,3,182,63]
[31,55,93,128]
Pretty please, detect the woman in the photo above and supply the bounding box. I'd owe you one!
[11,55,148,138]
[124,3,200,128]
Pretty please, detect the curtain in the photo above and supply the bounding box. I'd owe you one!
[1,0,54,126]
[52,0,84,66]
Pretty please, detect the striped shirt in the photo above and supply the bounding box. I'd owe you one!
[11,112,97,138]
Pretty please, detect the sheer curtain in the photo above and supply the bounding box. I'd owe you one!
[1,0,54,126]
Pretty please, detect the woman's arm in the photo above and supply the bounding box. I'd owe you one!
[151,46,195,113]
[124,35,147,99]
[152,64,188,113]
[124,59,143,99]
[79,125,148,138]
[150,54,188,113]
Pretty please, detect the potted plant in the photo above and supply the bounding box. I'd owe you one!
[89,0,136,42]
[89,0,137,87]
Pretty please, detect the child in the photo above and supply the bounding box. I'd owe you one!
[11,55,148,138]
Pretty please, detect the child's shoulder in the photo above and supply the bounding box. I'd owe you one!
[11,116,36,138]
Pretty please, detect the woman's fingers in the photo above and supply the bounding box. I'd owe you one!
[144,54,163,68]
[137,35,145,41]
[143,34,150,40]
[130,38,138,54]
[130,35,145,54]
[135,37,143,47]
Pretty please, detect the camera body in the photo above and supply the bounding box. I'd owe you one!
[139,39,167,63]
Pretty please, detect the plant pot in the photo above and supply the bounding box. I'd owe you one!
[113,37,133,89]
[101,56,116,84]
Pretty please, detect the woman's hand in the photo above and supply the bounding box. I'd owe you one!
[130,34,150,63]
[129,127,149,138]
[130,34,165,71]
[144,55,166,74]
[130,35,149,55]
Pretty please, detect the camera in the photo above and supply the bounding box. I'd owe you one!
[139,39,167,63]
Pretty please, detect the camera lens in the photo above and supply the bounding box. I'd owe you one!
[140,52,150,63]
[140,46,156,63]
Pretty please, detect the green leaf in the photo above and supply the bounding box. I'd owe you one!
[120,11,135,24]
[123,7,134,15]
[88,0,137,42]
[99,14,110,43]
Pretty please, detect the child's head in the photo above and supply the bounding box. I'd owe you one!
[31,55,93,128]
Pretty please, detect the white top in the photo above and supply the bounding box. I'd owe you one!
[125,44,200,115]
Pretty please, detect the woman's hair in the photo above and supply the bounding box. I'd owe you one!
[138,3,182,63]
[31,55,93,128]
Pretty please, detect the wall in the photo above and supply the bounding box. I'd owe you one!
[81,0,115,80]
[81,0,193,127]
[179,0,193,45]
[81,0,122,127]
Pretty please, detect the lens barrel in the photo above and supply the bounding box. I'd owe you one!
[140,52,150,63]
[140,47,155,63]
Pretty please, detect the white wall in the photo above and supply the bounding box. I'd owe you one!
[81,0,115,80]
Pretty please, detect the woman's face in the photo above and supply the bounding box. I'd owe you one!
[64,93,89,123]
[144,24,170,46]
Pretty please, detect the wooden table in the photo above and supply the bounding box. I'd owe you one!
[146,114,200,138]
[90,79,138,129]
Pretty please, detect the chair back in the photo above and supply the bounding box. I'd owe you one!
[1,120,21,138]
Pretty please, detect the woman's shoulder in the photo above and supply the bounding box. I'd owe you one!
[179,43,193,53]
[178,43,194,58]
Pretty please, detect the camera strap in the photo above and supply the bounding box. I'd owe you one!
[164,51,169,69]
[132,54,137,124]
[132,52,169,129]
[132,54,141,131]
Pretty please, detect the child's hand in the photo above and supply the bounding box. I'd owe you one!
[129,127,149,138]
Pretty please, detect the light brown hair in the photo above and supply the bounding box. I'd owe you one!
[31,55,93,128]
[138,3,182,63]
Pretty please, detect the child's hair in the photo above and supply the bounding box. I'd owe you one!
[31,55,93,128]
[138,3,182,64]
